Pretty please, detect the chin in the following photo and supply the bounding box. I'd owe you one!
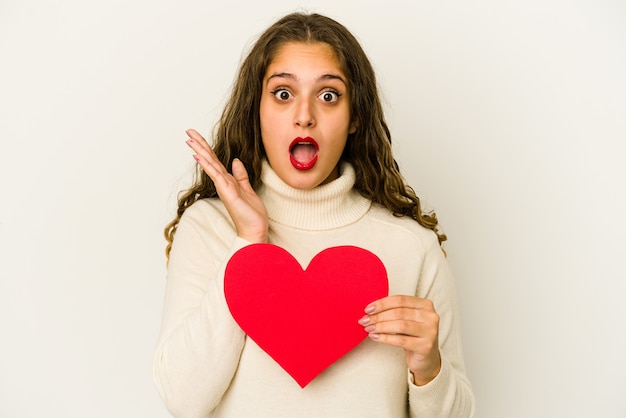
[286,177,324,190]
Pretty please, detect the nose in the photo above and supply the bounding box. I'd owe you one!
[294,98,316,128]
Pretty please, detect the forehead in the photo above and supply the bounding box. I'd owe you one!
[265,42,344,75]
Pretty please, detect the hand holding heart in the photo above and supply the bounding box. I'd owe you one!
[186,129,268,243]
[359,295,442,386]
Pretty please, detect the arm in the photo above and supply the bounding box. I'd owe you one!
[153,202,248,417]
[406,239,475,417]
[154,129,269,416]
[361,235,475,417]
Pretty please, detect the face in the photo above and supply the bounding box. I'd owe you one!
[259,42,356,190]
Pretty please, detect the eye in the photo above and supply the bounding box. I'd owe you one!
[271,88,292,101]
[319,90,341,103]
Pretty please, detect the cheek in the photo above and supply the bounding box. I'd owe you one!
[260,109,285,134]
[259,97,274,128]
[259,106,269,131]
[333,104,353,132]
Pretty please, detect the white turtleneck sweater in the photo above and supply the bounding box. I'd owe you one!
[153,161,475,417]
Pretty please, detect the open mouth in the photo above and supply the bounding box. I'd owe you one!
[289,137,319,170]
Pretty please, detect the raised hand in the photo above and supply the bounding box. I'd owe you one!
[359,295,442,386]
[185,129,268,243]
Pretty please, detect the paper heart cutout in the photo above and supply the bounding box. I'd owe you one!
[224,244,388,388]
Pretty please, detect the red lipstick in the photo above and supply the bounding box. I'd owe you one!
[289,137,319,170]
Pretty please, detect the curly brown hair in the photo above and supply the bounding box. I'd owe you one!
[164,12,446,259]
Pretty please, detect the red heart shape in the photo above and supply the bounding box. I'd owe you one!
[224,244,388,387]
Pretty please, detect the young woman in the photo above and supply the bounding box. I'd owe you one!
[154,12,475,417]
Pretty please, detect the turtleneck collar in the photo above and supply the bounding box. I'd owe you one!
[257,159,371,230]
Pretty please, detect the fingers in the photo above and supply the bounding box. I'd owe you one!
[186,128,208,146]
[186,129,214,159]
[182,129,269,244]
[358,295,439,347]
[360,316,438,351]
[366,295,434,315]
[358,309,438,341]
[185,129,226,179]
[360,295,442,385]
[185,131,252,201]
[185,129,242,200]
[185,130,248,187]
[231,158,255,194]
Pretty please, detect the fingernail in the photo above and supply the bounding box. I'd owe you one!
[358,315,370,326]
[193,155,200,161]
[368,333,380,340]
[364,325,375,333]
[365,304,375,314]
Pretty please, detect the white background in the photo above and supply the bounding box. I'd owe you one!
[1,0,625,417]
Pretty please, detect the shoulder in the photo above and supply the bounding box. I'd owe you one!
[366,204,441,253]
[167,198,239,284]
[179,198,232,228]
[175,198,236,245]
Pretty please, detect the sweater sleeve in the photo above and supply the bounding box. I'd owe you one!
[408,234,475,418]
[153,200,248,418]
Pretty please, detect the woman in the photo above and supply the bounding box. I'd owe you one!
[154,12,474,417]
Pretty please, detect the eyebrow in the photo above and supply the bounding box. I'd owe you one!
[265,72,347,86]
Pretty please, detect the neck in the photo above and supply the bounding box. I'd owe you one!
[257,160,371,230]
